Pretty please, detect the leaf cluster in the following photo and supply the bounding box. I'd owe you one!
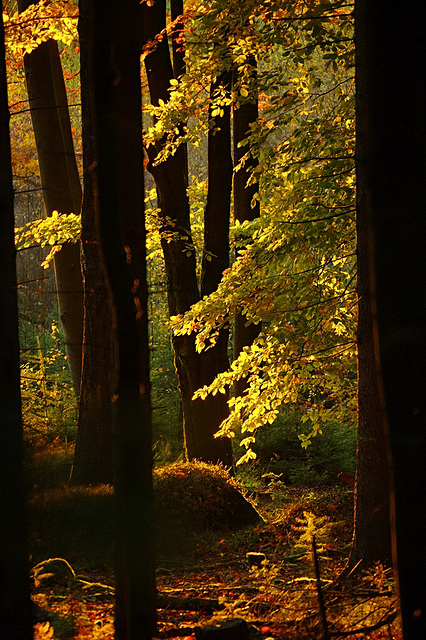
[164,0,355,461]
[15,210,81,269]
[3,0,78,56]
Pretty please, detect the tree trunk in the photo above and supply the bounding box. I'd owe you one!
[17,0,84,397]
[344,0,392,573]
[80,0,157,637]
[142,0,233,467]
[232,65,261,397]
[356,0,426,636]
[347,113,391,567]
[0,12,32,638]
[70,2,113,486]
[170,0,185,80]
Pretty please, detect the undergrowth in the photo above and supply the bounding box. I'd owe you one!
[26,447,400,640]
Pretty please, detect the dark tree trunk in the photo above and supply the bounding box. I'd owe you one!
[142,0,233,467]
[232,65,260,397]
[347,105,391,566]
[170,0,188,183]
[71,2,114,486]
[170,0,185,80]
[201,71,233,301]
[79,0,157,637]
[356,0,426,636]
[187,70,234,462]
[0,12,33,638]
[17,0,84,397]
[348,13,392,566]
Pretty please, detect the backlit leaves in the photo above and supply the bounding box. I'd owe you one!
[168,0,356,456]
[15,211,81,268]
[4,1,78,55]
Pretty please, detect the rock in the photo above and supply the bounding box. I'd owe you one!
[32,557,76,589]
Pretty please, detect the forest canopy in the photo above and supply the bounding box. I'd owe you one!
[7,0,356,464]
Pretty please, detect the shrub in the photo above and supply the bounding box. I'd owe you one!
[252,408,356,486]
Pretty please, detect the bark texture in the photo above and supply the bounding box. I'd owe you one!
[71,4,113,486]
[349,118,391,566]
[356,0,426,636]
[80,0,157,636]
[0,12,32,638]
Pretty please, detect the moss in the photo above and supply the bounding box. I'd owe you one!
[32,557,76,589]
[29,461,262,569]
[154,461,261,530]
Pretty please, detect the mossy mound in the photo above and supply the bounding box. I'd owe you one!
[29,462,261,568]
[29,485,115,569]
[32,557,76,589]
[153,461,261,532]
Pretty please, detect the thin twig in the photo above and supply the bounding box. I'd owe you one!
[329,610,397,637]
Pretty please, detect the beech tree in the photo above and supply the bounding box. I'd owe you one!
[79,0,157,636]
[71,0,113,486]
[346,0,392,568]
[356,0,426,635]
[17,0,84,398]
[0,9,32,638]
[169,0,357,462]
[7,0,114,485]
[167,1,395,572]
[142,0,233,467]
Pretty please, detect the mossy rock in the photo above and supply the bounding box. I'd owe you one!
[32,557,77,589]
[153,461,262,532]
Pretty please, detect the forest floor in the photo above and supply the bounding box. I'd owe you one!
[28,451,401,640]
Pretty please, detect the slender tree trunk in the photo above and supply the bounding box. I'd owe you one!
[17,0,84,397]
[71,2,113,486]
[170,0,188,180]
[186,70,233,462]
[142,0,233,467]
[201,71,233,301]
[170,0,185,80]
[356,0,426,635]
[0,12,32,638]
[232,63,261,397]
[80,0,157,637]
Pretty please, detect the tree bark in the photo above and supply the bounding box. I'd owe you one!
[17,0,84,398]
[232,64,261,397]
[142,0,233,467]
[80,0,157,636]
[170,0,185,81]
[347,116,391,567]
[70,1,113,486]
[0,11,33,638]
[343,0,392,574]
[356,0,426,636]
